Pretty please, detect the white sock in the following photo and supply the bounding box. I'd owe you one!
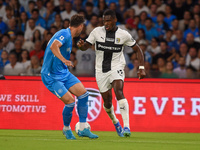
[118,99,130,128]
[79,122,86,131]
[63,125,71,131]
[103,104,119,124]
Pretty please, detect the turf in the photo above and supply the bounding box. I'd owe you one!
[0,130,200,150]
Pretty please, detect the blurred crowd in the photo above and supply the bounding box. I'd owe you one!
[0,0,200,78]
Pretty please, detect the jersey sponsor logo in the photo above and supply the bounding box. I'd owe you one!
[67,48,70,52]
[75,88,102,122]
[59,36,64,40]
[105,37,114,42]
[96,41,123,52]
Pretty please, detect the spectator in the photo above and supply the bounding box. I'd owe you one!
[147,37,161,57]
[185,33,200,50]
[155,0,166,13]
[138,39,152,64]
[0,14,8,34]
[32,29,41,43]
[60,1,77,20]
[53,14,63,30]
[179,11,192,31]
[123,8,135,21]
[86,15,99,35]
[109,2,124,24]
[3,5,14,25]
[176,43,188,59]
[172,30,185,52]
[3,52,24,75]
[18,11,28,33]
[142,17,158,42]
[84,2,96,21]
[19,49,30,70]
[164,29,174,51]
[192,4,200,16]
[31,9,46,29]
[184,0,195,11]
[10,39,24,61]
[171,0,186,20]
[116,0,128,22]
[154,11,169,39]
[148,3,157,23]
[160,61,178,78]
[164,5,176,28]
[73,0,84,13]
[36,0,47,17]
[26,1,36,19]
[186,66,198,79]
[96,0,108,16]
[136,28,148,44]
[49,25,58,35]
[173,57,187,78]
[24,18,45,41]
[42,32,53,50]
[131,0,149,16]
[183,19,199,39]
[30,40,44,60]
[6,18,19,41]
[43,2,56,29]
[0,0,6,15]
[16,31,34,52]
[9,0,25,19]
[128,59,139,78]
[25,55,41,75]
[54,0,65,14]
[171,19,179,35]
[62,19,70,29]
[186,47,200,71]
[138,11,147,29]
[157,57,166,74]
[0,50,10,74]
[2,33,15,53]
[152,40,172,69]
[76,45,95,76]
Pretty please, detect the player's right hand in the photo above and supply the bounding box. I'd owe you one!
[63,60,74,67]
[77,39,84,48]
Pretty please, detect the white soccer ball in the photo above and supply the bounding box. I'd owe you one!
[75,122,91,135]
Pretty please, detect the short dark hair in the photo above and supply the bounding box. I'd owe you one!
[103,9,116,18]
[86,2,94,7]
[32,8,39,14]
[70,14,84,27]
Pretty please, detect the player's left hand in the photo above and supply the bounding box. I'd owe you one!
[137,69,146,80]
[63,60,74,67]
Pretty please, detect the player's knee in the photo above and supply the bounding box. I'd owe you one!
[104,101,112,109]
[61,97,75,105]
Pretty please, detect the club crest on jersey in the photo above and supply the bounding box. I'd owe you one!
[116,38,120,43]
[75,88,102,122]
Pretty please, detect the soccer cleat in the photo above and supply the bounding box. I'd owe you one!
[123,127,131,137]
[78,128,98,139]
[114,122,124,137]
[63,129,76,140]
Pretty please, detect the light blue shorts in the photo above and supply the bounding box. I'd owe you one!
[41,73,81,98]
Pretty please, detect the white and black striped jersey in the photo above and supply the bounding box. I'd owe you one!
[86,26,136,73]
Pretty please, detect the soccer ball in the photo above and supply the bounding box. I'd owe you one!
[75,122,91,135]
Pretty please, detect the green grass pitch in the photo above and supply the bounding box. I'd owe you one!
[0,130,200,150]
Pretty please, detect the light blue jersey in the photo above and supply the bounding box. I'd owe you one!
[41,28,72,80]
[41,28,80,98]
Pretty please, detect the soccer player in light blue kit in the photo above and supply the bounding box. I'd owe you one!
[41,14,98,140]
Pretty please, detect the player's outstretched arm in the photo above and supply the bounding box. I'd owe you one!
[77,39,91,51]
[132,43,146,79]
[50,40,74,67]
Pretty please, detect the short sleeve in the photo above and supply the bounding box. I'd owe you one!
[124,32,136,47]
[54,30,68,45]
[86,29,96,45]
